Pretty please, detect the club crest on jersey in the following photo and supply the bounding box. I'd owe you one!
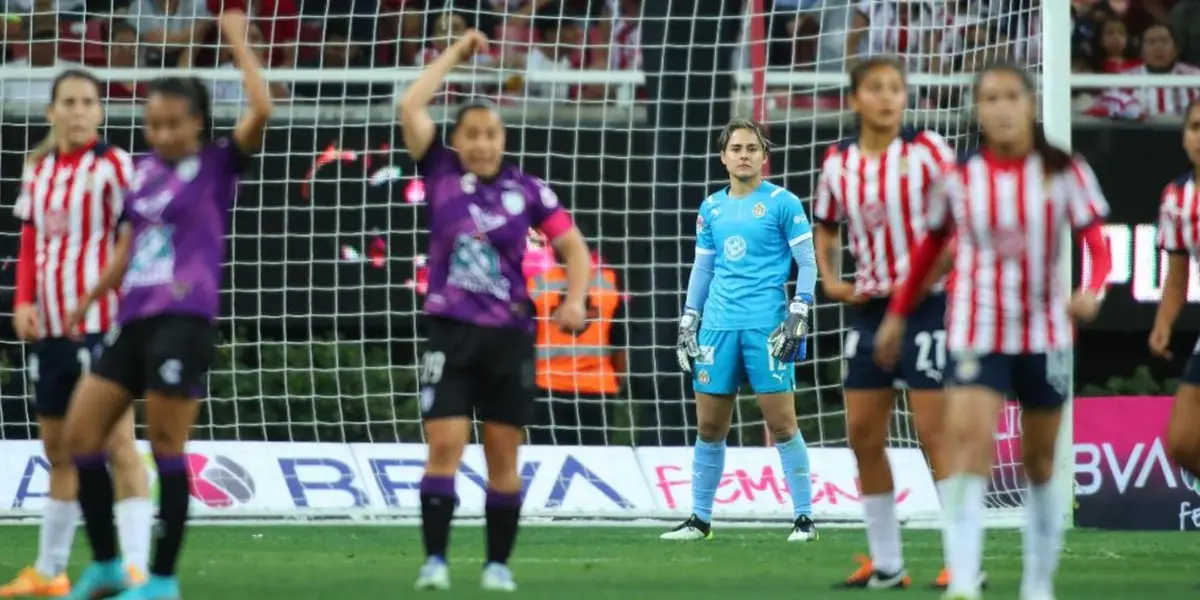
[723,236,747,262]
[753,202,766,218]
[502,191,525,215]
[697,370,710,385]
[860,201,887,230]
[43,209,68,236]
[461,174,478,194]
[176,156,200,182]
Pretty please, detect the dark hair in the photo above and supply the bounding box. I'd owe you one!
[147,76,213,141]
[1143,21,1176,46]
[452,101,500,132]
[1089,17,1130,71]
[106,19,138,44]
[972,61,1071,174]
[30,68,104,163]
[717,118,773,153]
[849,55,906,94]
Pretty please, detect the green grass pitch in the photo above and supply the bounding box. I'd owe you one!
[0,525,1194,599]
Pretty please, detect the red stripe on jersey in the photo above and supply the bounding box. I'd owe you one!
[1043,190,1057,350]
[1014,164,1030,353]
[814,130,953,297]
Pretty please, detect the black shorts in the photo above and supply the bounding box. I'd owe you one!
[419,316,535,427]
[1183,342,1200,385]
[92,314,218,399]
[843,295,950,391]
[28,334,106,417]
[947,351,1071,409]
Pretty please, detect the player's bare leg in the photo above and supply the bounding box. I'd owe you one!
[758,391,816,542]
[939,385,1003,600]
[661,393,733,541]
[1166,384,1200,486]
[834,389,910,589]
[1018,407,1066,600]
[480,422,525,591]
[909,389,985,590]
[107,410,152,584]
[0,417,76,598]
[63,375,135,600]
[415,416,470,591]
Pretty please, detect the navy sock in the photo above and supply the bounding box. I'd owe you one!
[151,454,190,577]
[419,475,456,560]
[485,489,522,565]
[73,453,118,562]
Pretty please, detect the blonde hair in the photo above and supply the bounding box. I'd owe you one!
[26,130,57,165]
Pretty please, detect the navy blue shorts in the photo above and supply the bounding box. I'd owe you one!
[947,351,1072,409]
[843,295,949,391]
[1183,341,1200,385]
[27,334,106,417]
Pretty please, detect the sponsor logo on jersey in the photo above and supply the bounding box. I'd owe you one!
[448,234,511,301]
[723,235,747,262]
[176,156,200,182]
[994,226,1027,258]
[860,201,887,230]
[753,202,766,218]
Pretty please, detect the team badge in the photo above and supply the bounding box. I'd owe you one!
[176,156,199,182]
[753,202,766,218]
[696,215,706,232]
[954,353,980,383]
[697,370,710,385]
[43,209,68,236]
[502,190,525,215]
[461,173,477,194]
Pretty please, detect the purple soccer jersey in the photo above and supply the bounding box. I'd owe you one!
[420,143,565,331]
[117,137,242,325]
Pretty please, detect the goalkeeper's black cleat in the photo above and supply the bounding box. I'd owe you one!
[834,555,910,589]
[787,514,818,542]
[659,514,713,541]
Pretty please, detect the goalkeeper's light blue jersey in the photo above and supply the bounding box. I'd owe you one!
[695,181,813,330]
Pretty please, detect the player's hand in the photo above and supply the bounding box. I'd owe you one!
[12,303,40,341]
[454,29,489,62]
[553,298,588,333]
[824,281,868,306]
[675,308,701,373]
[1067,290,1101,324]
[218,8,249,34]
[873,314,906,370]
[63,296,93,340]
[768,296,811,362]
[1149,325,1173,360]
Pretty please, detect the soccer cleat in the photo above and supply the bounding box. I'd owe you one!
[659,515,713,541]
[787,515,818,542]
[931,568,989,591]
[110,574,180,600]
[833,555,910,589]
[0,566,71,598]
[65,560,127,600]
[414,557,450,591]
[480,562,517,592]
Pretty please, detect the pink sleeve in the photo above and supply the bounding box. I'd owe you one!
[538,210,573,242]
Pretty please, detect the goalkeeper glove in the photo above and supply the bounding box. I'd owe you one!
[768,295,812,363]
[676,308,701,373]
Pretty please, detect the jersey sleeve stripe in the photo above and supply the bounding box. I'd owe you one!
[695,247,716,255]
[788,231,812,246]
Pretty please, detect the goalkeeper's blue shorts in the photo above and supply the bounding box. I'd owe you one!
[693,327,796,396]
[843,294,949,391]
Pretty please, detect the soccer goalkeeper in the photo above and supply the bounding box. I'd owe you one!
[661,118,818,542]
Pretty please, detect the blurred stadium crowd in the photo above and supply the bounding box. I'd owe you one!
[0,0,1197,120]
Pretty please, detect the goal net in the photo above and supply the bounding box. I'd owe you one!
[0,0,1070,526]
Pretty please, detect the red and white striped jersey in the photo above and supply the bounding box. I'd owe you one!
[1090,62,1200,120]
[854,0,950,71]
[931,151,1110,354]
[1157,172,1200,256]
[606,0,641,70]
[812,129,956,297]
[14,141,132,337]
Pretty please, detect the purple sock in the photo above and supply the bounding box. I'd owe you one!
[485,488,522,565]
[419,475,457,560]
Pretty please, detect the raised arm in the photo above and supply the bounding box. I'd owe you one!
[399,30,489,162]
[221,10,274,155]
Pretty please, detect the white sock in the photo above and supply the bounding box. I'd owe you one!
[862,493,904,573]
[1021,481,1063,596]
[115,498,155,574]
[935,478,953,569]
[35,500,80,578]
[941,474,987,595]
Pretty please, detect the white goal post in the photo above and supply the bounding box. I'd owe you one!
[0,1,1177,526]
